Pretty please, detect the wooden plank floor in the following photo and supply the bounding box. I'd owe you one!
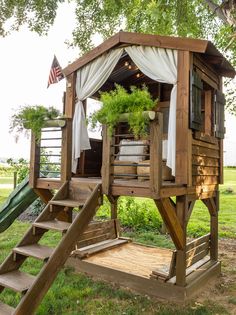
[83,243,173,278]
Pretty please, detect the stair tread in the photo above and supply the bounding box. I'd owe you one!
[13,244,54,261]
[50,199,84,207]
[0,302,15,315]
[33,219,71,232]
[0,270,35,293]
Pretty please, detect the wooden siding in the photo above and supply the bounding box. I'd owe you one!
[192,136,220,187]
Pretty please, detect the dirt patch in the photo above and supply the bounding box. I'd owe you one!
[195,238,236,314]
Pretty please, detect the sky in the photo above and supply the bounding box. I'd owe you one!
[0,3,80,160]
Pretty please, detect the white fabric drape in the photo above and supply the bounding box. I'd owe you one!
[72,48,123,173]
[125,46,177,175]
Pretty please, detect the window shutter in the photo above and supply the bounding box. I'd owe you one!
[214,90,226,139]
[190,70,203,130]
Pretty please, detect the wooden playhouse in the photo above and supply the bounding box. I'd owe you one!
[0,32,235,314]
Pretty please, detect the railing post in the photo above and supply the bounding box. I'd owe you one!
[150,112,163,198]
[29,132,40,188]
[102,125,114,194]
[61,118,72,182]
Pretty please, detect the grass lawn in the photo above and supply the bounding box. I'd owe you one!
[0,169,235,314]
[0,177,14,185]
[0,221,229,315]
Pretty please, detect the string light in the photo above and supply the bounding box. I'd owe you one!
[124,61,129,67]
[136,73,141,78]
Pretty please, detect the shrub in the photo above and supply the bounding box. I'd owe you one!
[96,196,162,231]
[7,158,29,184]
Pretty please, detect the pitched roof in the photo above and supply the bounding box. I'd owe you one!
[63,31,235,78]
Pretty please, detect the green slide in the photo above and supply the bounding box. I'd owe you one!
[0,177,38,233]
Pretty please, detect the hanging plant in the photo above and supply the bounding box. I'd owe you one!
[90,84,157,138]
[10,105,61,142]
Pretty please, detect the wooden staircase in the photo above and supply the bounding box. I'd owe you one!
[0,181,102,315]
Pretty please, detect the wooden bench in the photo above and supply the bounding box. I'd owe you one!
[72,219,129,258]
[151,233,211,282]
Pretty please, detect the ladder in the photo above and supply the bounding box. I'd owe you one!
[0,181,102,315]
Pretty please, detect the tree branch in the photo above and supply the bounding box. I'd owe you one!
[203,0,229,24]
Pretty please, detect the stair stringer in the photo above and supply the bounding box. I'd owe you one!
[0,181,69,280]
[14,183,102,315]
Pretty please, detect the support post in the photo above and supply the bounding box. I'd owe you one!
[176,50,190,184]
[155,198,184,250]
[102,125,114,195]
[150,113,163,198]
[111,198,118,220]
[175,195,188,286]
[210,192,219,261]
[61,118,72,182]
[29,132,40,188]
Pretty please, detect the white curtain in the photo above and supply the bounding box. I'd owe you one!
[125,46,177,175]
[72,48,123,173]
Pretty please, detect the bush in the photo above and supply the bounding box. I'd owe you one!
[96,196,162,231]
[7,158,29,184]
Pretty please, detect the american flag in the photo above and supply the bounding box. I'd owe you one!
[47,55,64,88]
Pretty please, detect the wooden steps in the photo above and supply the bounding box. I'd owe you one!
[0,271,35,293]
[0,181,103,315]
[13,244,54,261]
[50,199,84,208]
[0,302,15,315]
[33,220,71,233]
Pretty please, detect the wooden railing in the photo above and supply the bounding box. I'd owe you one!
[102,112,163,198]
[29,118,72,188]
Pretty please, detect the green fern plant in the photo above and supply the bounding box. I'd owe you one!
[90,85,157,138]
[10,105,60,142]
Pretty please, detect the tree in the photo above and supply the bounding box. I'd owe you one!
[0,0,235,111]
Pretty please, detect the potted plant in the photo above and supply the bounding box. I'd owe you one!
[90,84,157,138]
[10,105,63,142]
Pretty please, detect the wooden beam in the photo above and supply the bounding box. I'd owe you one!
[155,198,184,250]
[210,193,219,261]
[175,50,190,184]
[102,125,114,195]
[64,73,76,118]
[107,195,118,220]
[187,130,193,187]
[63,33,120,76]
[175,195,188,286]
[150,114,163,198]
[119,32,208,53]
[61,118,72,181]
[202,197,217,216]
[186,200,196,224]
[63,32,210,77]
[29,132,40,189]
[67,257,186,301]
[33,188,53,204]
